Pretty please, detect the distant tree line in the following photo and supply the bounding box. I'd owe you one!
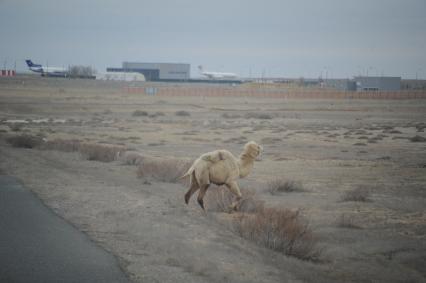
[68,65,95,78]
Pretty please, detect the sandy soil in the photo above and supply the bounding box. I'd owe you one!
[1,76,426,282]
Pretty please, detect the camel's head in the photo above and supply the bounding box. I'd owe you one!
[243,141,263,160]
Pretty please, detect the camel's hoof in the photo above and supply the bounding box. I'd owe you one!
[197,199,205,210]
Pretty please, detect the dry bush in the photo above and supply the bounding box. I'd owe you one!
[266,179,304,195]
[244,112,273,119]
[43,138,82,152]
[206,186,264,213]
[234,207,321,261]
[6,134,43,148]
[132,110,148,117]
[8,123,24,132]
[175,110,190,117]
[410,135,426,142]
[222,113,241,119]
[340,187,370,202]
[79,143,126,162]
[336,214,361,229]
[137,157,193,183]
[118,151,145,165]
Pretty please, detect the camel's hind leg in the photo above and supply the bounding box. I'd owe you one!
[197,184,210,210]
[184,172,199,204]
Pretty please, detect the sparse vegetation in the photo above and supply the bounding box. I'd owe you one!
[79,143,126,162]
[206,186,264,213]
[410,135,426,142]
[8,123,24,132]
[336,214,362,229]
[234,207,321,261]
[132,110,149,117]
[244,112,273,119]
[43,138,82,152]
[341,187,370,202]
[266,179,304,195]
[6,134,42,148]
[137,157,193,183]
[175,110,191,117]
[222,113,241,119]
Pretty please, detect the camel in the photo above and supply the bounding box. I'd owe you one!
[181,141,262,211]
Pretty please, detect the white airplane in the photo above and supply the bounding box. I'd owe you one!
[25,59,68,77]
[198,65,237,79]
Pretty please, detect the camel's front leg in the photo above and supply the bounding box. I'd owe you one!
[225,181,242,212]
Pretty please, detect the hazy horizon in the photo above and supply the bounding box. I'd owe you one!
[1,0,425,79]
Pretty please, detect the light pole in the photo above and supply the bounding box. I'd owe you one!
[416,68,422,81]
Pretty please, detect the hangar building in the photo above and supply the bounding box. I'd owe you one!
[354,76,401,91]
[107,62,190,81]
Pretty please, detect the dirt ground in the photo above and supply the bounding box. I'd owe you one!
[1,76,426,282]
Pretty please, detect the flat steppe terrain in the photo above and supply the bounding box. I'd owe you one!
[1,76,425,282]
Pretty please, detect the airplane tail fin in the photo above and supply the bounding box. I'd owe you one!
[25,60,41,68]
[198,65,203,73]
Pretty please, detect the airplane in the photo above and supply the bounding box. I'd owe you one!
[198,65,237,79]
[25,59,68,77]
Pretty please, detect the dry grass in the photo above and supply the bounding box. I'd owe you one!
[6,134,43,148]
[266,179,304,195]
[8,123,24,132]
[118,151,145,165]
[132,110,148,117]
[410,135,426,142]
[42,138,126,162]
[175,110,191,117]
[43,138,81,152]
[340,187,370,202]
[206,186,264,213]
[234,207,321,261]
[222,113,241,119]
[244,112,273,119]
[137,157,193,183]
[336,214,362,229]
[79,143,126,162]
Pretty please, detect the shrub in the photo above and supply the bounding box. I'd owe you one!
[410,135,426,142]
[336,214,361,229]
[222,113,241,119]
[8,123,24,132]
[266,179,304,195]
[206,186,264,213]
[244,112,273,119]
[137,157,193,183]
[340,187,370,202]
[175,110,190,117]
[43,138,82,152]
[79,143,126,162]
[132,110,148,117]
[6,134,43,148]
[234,207,321,261]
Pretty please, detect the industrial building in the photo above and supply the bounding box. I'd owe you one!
[354,76,401,91]
[107,62,190,81]
[95,71,145,82]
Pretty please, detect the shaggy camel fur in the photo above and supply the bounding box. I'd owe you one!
[181,141,262,210]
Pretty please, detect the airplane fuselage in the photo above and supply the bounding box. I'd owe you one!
[26,60,68,77]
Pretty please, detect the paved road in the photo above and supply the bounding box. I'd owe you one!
[0,175,131,283]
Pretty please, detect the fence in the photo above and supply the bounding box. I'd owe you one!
[124,86,426,99]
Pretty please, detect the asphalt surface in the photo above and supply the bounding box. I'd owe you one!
[0,175,131,283]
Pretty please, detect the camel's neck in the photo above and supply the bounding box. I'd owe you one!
[238,153,255,178]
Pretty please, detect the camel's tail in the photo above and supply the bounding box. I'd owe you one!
[179,164,195,180]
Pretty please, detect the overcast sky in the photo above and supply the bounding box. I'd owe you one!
[1,0,425,78]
